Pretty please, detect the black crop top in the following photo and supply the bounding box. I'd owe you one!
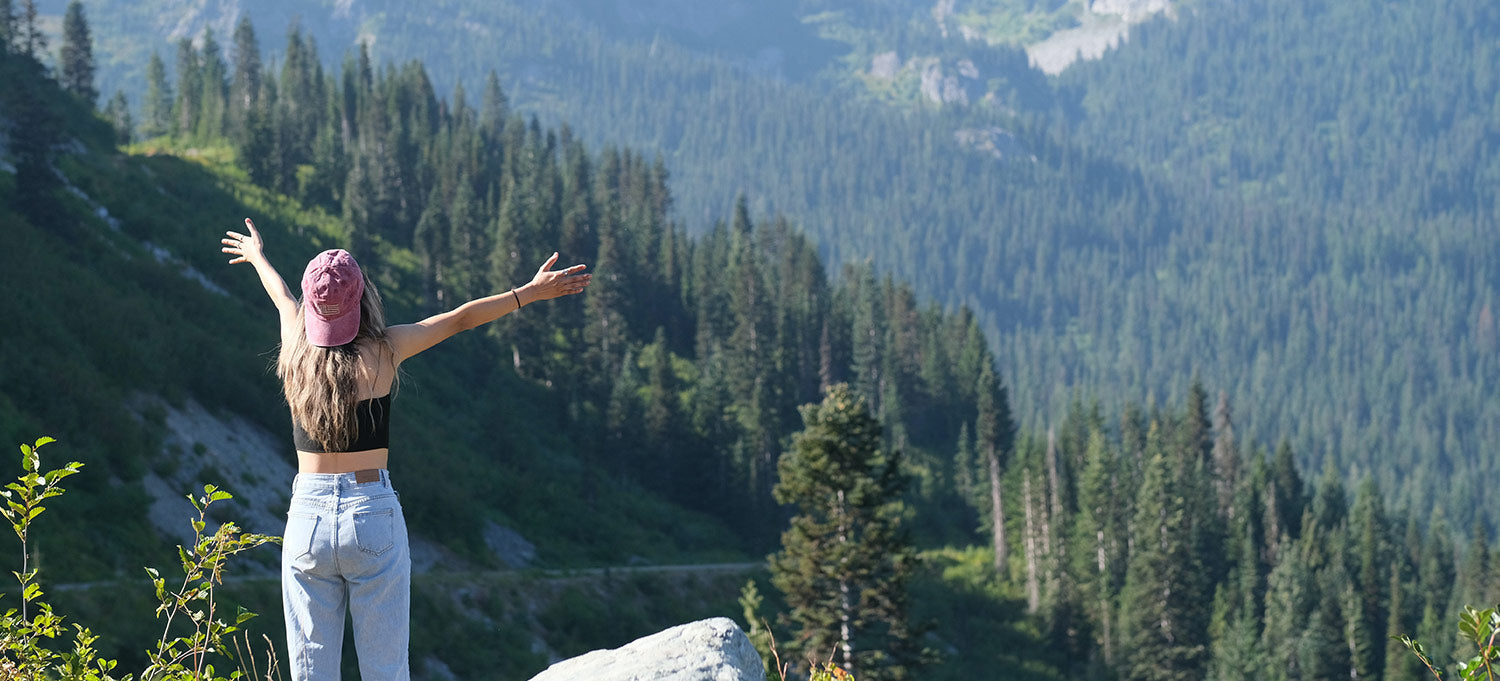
[291,394,392,453]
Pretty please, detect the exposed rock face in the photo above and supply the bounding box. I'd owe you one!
[528,617,765,681]
[1090,0,1172,23]
[482,519,537,568]
[1027,0,1176,74]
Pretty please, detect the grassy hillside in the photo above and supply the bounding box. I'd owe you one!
[0,58,742,582]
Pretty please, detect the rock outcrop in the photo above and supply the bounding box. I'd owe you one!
[528,617,765,681]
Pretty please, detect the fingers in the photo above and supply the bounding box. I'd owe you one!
[539,251,559,273]
[222,243,247,264]
[245,218,260,238]
[560,273,591,295]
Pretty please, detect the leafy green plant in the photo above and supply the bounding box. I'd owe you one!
[0,435,118,680]
[0,437,280,681]
[1397,605,1500,681]
[808,661,856,681]
[142,483,277,680]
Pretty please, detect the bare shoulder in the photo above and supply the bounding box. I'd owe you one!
[356,338,400,395]
[385,313,465,363]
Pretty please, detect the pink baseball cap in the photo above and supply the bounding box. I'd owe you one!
[300,249,365,347]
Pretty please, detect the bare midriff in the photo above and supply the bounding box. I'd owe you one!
[298,448,390,474]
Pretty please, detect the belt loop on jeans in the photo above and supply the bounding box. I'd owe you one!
[354,469,381,485]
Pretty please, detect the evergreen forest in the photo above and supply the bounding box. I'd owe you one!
[2,1,1499,680]
[58,0,1500,538]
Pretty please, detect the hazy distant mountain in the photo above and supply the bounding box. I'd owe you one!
[47,0,1171,109]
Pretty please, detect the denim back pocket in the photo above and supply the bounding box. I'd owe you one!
[284,512,319,559]
[354,508,394,555]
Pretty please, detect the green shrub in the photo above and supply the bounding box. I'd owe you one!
[0,437,277,680]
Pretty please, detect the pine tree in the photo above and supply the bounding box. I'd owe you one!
[1211,392,1240,519]
[724,196,777,510]
[770,385,921,681]
[447,176,487,302]
[1348,478,1390,681]
[414,184,451,306]
[1311,553,1356,681]
[1449,520,1491,657]
[605,348,644,469]
[1310,462,1347,533]
[582,210,630,383]
[849,265,883,408]
[976,361,1009,572]
[228,16,260,142]
[1260,529,1316,681]
[1384,554,1422,681]
[8,50,60,218]
[479,69,507,137]
[1072,428,1121,664]
[195,28,228,140]
[1414,520,1455,674]
[18,0,41,60]
[0,0,15,53]
[103,90,131,144]
[1118,421,1210,681]
[173,38,200,136]
[953,421,974,512]
[1267,440,1306,549]
[142,51,172,138]
[58,0,95,103]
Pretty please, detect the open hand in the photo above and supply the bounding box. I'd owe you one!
[222,218,266,265]
[527,252,591,302]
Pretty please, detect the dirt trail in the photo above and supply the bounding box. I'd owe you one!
[45,561,766,593]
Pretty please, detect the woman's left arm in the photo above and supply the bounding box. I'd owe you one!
[222,218,299,330]
[388,252,590,363]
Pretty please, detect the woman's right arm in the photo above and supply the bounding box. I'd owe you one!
[222,218,299,332]
[387,251,590,363]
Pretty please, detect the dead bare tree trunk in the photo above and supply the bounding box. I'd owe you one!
[988,441,1007,571]
[1023,470,1040,613]
[1097,528,1112,663]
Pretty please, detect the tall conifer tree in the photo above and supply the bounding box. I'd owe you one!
[173,38,200,136]
[195,28,227,140]
[770,385,920,681]
[103,90,131,143]
[18,0,41,59]
[228,17,260,142]
[142,51,172,137]
[58,0,95,102]
[0,0,15,53]
[976,361,1009,571]
[1118,421,1211,681]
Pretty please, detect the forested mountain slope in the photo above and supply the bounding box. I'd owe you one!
[0,31,1042,675]
[9,6,1500,680]
[1050,0,1500,528]
[2,0,1024,584]
[31,0,1500,557]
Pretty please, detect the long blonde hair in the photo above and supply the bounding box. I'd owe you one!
[278,273,396,451]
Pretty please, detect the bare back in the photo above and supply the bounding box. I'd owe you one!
[296,339,398,473]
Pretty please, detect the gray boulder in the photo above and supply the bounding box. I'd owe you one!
[528,617,766,681]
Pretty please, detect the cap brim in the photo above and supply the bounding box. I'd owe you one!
[305,309,360,347]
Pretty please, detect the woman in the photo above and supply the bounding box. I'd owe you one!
[222,218,589,680]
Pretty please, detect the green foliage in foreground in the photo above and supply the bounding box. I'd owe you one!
[0,437,275,680]
[1399,605,1500,681]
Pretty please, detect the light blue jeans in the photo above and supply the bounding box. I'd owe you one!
[282,470,410,681]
